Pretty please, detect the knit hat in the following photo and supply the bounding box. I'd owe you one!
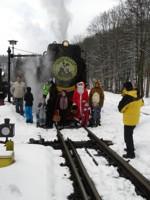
[123,81,133,91]
[27,87,31,92]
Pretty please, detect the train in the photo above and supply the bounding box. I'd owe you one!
[42,40,87,93]
[1,40,87,105]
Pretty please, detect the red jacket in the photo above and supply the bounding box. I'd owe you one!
[72,83,88,120]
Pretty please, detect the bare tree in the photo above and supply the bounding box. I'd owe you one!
[125,0,150,96]
[79,0,150,95]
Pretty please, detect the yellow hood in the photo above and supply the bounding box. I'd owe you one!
[123,89,137,98]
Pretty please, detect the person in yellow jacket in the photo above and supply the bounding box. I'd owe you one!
[118,81,144,159]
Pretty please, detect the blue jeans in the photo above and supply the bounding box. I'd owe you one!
[25,106,33,123]
[91,106,101,126]
[15,98,24,115]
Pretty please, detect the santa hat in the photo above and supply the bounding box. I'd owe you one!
[77,82,85,88]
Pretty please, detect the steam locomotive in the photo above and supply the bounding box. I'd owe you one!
[45,40,86,92]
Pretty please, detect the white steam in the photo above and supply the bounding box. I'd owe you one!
[22,58,42,110]
[41,0,72,42]
[13,0,72,110]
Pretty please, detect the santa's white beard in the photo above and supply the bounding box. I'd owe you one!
[77,86,84,94]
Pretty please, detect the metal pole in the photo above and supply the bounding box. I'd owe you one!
[0,68,2,86]
[7,47,11,102]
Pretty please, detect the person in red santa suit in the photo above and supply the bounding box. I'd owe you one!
[72,81,90,126]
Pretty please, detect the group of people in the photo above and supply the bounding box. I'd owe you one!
[10,76,105,129]
[10,75,144,159]
[37,79,104,129]
[72,81,104,127]
[11,75,33,123]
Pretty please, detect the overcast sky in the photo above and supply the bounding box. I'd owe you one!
[0,0,120,55]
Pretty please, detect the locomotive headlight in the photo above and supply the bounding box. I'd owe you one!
[62,40,69,47]
[0,118,15,137]
[1,70,5,77]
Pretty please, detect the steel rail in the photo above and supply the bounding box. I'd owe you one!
[84,127,150,199]
[68,139,102,200]
[57,128,102,200]
[57,128,90,200]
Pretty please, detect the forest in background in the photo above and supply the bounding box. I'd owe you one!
[79,0,150,97]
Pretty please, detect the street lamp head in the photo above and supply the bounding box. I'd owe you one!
[8,40,18,45]
[8,40,18,55]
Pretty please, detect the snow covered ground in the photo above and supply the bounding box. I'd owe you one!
[0,92,150,200]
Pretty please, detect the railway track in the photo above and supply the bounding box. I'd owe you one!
[29,126,150,199]
[56,127,102,200]
[84,127,150,199]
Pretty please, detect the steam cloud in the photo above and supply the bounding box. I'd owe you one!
[14,0,72,109]
[21,58,42,109]
[41,0,72,42]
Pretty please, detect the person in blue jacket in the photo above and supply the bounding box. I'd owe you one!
[24,87,34,123]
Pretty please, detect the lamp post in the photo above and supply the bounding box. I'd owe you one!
[8,40,18,54]
[7,40,18,102]
[7,47,11,102]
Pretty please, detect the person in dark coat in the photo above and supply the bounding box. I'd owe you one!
[24,87,34,123]
[45,81,57,128]
[118,81,144,159]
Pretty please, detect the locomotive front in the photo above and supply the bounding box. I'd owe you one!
[47,41,86,92]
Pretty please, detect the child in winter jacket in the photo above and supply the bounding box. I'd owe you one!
[24,87,34,123]
[81,100,91,127]
[36,96,46,128]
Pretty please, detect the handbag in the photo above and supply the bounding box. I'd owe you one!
[52,110,61,123]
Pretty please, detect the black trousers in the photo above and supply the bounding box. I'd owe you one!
[46,110,53,128]
[59,109,68,126]
[124,125,136,155]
